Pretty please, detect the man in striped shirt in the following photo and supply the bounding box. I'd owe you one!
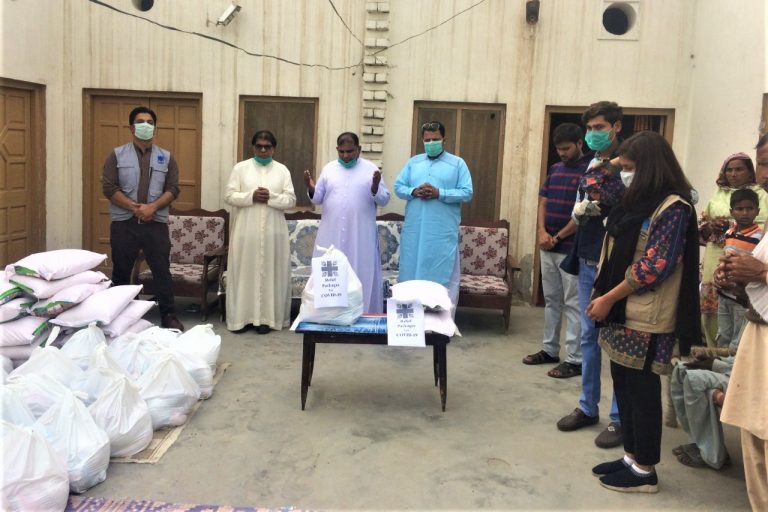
[523,123,590,379]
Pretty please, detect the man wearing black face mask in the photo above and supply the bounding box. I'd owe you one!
[556,101,626,448]
[101,106,184,331]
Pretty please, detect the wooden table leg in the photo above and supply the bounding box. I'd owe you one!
[433,345,439,386]
[437,339,447,411]
[308,338,316,386]
[301,335,312,410]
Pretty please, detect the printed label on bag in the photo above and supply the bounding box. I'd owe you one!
[386,298,425,347]
[312,256,349,308]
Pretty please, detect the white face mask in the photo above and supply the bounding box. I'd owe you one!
[134,122,155,141]
[620,170,634,188]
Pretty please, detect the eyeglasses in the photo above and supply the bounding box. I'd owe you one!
[421,122,441,131]
[255,144,273,151]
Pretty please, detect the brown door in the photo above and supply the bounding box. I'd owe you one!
[84,94,202,272]
[0,82,44,267]
[412,102,505,221]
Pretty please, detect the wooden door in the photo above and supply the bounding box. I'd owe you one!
[240,97,318,207]
[84,93,201,272]
[0,82,44,267]
[412,102,505,221]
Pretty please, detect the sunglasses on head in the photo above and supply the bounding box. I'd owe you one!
[421,122,441,131]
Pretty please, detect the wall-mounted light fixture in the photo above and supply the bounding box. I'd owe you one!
[526,0,540,24]
[216,2,241,26]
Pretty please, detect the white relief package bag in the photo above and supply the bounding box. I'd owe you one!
[30,280,111,318]
[34,391,111,493]
[0,386,36,427]
[6,249,107,281]
[291,246,364,328]
[4,373,72,419]
[107,332,157,380]
[1,421,70,512]
[90,343,127,375]
[161,348,213,399]
[0,355,12,375]
[101,300,155,338]
[89,373,153,457]
[60,322,108,370]
[51,284,142,328]
[70,367,123,407]
[0,315,50,347]
[171,324,221,371]
[136,325,181,345]
[0,275,23,305]
[11,345,84,388]
[0,296,33,323]
[137,353,201,429]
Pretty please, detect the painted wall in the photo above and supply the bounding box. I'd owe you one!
[1,0,765,300]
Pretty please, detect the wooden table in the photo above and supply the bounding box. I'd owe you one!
[295,316,451,411]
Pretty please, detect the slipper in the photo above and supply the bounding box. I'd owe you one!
[677,449,707,468]
[672,443,696,457]
[547,361,582,378]
[522,350,560,365]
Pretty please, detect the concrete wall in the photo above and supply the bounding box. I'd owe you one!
[1,0,765,299]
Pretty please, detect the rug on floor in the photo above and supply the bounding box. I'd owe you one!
[65,496,305,512]
[110,362,230,464]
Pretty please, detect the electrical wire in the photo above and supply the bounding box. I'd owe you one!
[326,0,364,46]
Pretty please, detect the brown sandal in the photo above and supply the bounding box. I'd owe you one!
[547,362,582,378]
[522,350,560,365]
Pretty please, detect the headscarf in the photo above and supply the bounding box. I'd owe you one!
[715,152,756,188]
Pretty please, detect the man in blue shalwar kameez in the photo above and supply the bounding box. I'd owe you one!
[394,121,473,311]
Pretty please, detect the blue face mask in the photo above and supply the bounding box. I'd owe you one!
[338,158,357,169]
[585,129,613,152]
[424,140,443,158]
[254,156,272,166]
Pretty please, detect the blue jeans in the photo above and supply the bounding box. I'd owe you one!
[577,259,620,422]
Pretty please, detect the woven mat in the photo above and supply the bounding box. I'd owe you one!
[111,362,230,464]
[65,496,303,512]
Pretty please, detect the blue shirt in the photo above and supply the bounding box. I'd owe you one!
[394,152,473,287]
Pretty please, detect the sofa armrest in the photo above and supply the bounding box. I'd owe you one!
[203,246,228,277]
[505,255,521,281]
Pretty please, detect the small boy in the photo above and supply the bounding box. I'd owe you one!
[716,188,763,347]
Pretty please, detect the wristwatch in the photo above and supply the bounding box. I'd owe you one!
[553,234,561,243]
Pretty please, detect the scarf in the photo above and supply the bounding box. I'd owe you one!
[593,194,701,356]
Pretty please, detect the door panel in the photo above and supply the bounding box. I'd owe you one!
[459,109,501,221]
[0,85,40,267]
[85,94,202,273]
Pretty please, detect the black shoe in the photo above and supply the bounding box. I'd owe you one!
[557,408,599,431]
[592,458,630,477]
[256,324,271,334]
[599,466,658,494]
[595,422,623,448]
[161,314,185,331]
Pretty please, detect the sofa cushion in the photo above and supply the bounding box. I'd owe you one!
[291,266,312,299]
[377,221,402,270]
[459,274,509,296]
[382,269,399,299]
[459,226,508,278]
[288,220,319,268]
[169,216,226,265]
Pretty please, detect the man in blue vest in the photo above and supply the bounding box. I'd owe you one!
[102,106,184,331]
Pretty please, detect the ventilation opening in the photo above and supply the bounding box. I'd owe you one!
[602,2,635,36]
[132,0,154,12]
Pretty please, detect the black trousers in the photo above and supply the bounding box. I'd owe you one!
[110,219,175,315]
[610,336,662,466]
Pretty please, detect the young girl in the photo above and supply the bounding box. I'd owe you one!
[586,131,701,493]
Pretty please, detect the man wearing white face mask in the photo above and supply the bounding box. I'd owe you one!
[394,121,473,313]
[102,106,184,331]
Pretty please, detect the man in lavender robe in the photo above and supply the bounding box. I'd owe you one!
[303,132,391,313]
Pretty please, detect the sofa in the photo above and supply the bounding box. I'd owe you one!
[284,211,519,330]
[220,211,519,329]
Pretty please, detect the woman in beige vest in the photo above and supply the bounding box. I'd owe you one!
[585,132,701,493]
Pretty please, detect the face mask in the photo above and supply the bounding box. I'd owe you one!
[254,156,272,166]
[585,129,613,152]
[338,158,357,169]
[133,122,155,141]
[424,140,443,157]
[620,171,634,188]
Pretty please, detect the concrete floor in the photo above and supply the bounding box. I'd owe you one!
[82,304,750,511]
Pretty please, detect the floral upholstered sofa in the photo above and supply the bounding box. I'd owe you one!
[282,212,519,330]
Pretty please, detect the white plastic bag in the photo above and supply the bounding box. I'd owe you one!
[0,355,12,375]
[60,322,108,370]
[10,345,83,387]
[34,391,111,493]
[4,373,72,419]
[162,348,213,399]
[0,386,36,426]
[70,367,122,407]
[137,353,201,429]
[137,325,181,345]
[89,373,153,457]
[107,332,157,380]
[171,324,221,371]
[1,421,70,512]
[90,343,127,375]
[291,246,364,327]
